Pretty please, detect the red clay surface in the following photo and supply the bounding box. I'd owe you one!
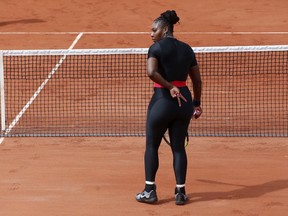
[0,0,288,215]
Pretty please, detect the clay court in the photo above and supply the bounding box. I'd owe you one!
[0,0,288,215]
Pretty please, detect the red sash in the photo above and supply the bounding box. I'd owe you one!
[154,81,186,88]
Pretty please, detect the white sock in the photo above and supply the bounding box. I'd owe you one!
[176,184,185,188]
[145,181,155,185]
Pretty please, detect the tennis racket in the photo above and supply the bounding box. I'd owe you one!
[163,130,189,148]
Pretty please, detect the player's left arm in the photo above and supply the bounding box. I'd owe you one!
[147,57,173,89]
[147,57,185,105]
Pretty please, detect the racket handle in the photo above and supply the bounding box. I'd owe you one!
[193,107,202,119]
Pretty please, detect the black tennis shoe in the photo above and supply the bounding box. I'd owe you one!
[136,187,158,204]
[175,187,188,205]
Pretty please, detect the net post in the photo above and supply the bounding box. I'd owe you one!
[0,51,6,131]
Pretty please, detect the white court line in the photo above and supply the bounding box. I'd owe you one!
[0,32,83,144]
[0,31,288,35]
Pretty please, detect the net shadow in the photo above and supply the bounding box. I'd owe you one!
[0,19,45,27]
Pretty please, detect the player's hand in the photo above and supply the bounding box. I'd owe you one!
[170,86,180,98]
[170,87,187,107]
[193,106,202,119]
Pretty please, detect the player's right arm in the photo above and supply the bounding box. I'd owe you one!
[189,65,202,102]
[189,65,202,119]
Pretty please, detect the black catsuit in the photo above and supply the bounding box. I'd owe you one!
[145,37,198,185]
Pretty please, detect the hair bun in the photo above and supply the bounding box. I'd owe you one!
[160,10,180,25]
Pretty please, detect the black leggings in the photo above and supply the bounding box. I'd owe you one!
[145,87,193,185]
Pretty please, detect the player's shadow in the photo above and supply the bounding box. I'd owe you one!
[0,19,45,27]
[157,179,288,205]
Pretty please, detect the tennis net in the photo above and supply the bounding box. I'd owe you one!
[0,45,287,137]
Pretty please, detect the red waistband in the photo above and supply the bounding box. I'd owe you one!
[154,81,187,88]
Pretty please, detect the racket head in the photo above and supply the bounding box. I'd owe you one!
[163,131,170,145]
[163,130,189,147]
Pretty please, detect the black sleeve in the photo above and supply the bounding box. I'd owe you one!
[148,42,161,59]
[190,48,198,67]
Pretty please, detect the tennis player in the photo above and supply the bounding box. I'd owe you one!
[136,10,202,205]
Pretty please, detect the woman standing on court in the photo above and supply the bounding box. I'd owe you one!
[136,10,202,205]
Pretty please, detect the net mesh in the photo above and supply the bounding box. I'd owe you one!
[0,46,287,137]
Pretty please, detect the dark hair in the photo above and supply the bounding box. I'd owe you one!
[154,10,180,33]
